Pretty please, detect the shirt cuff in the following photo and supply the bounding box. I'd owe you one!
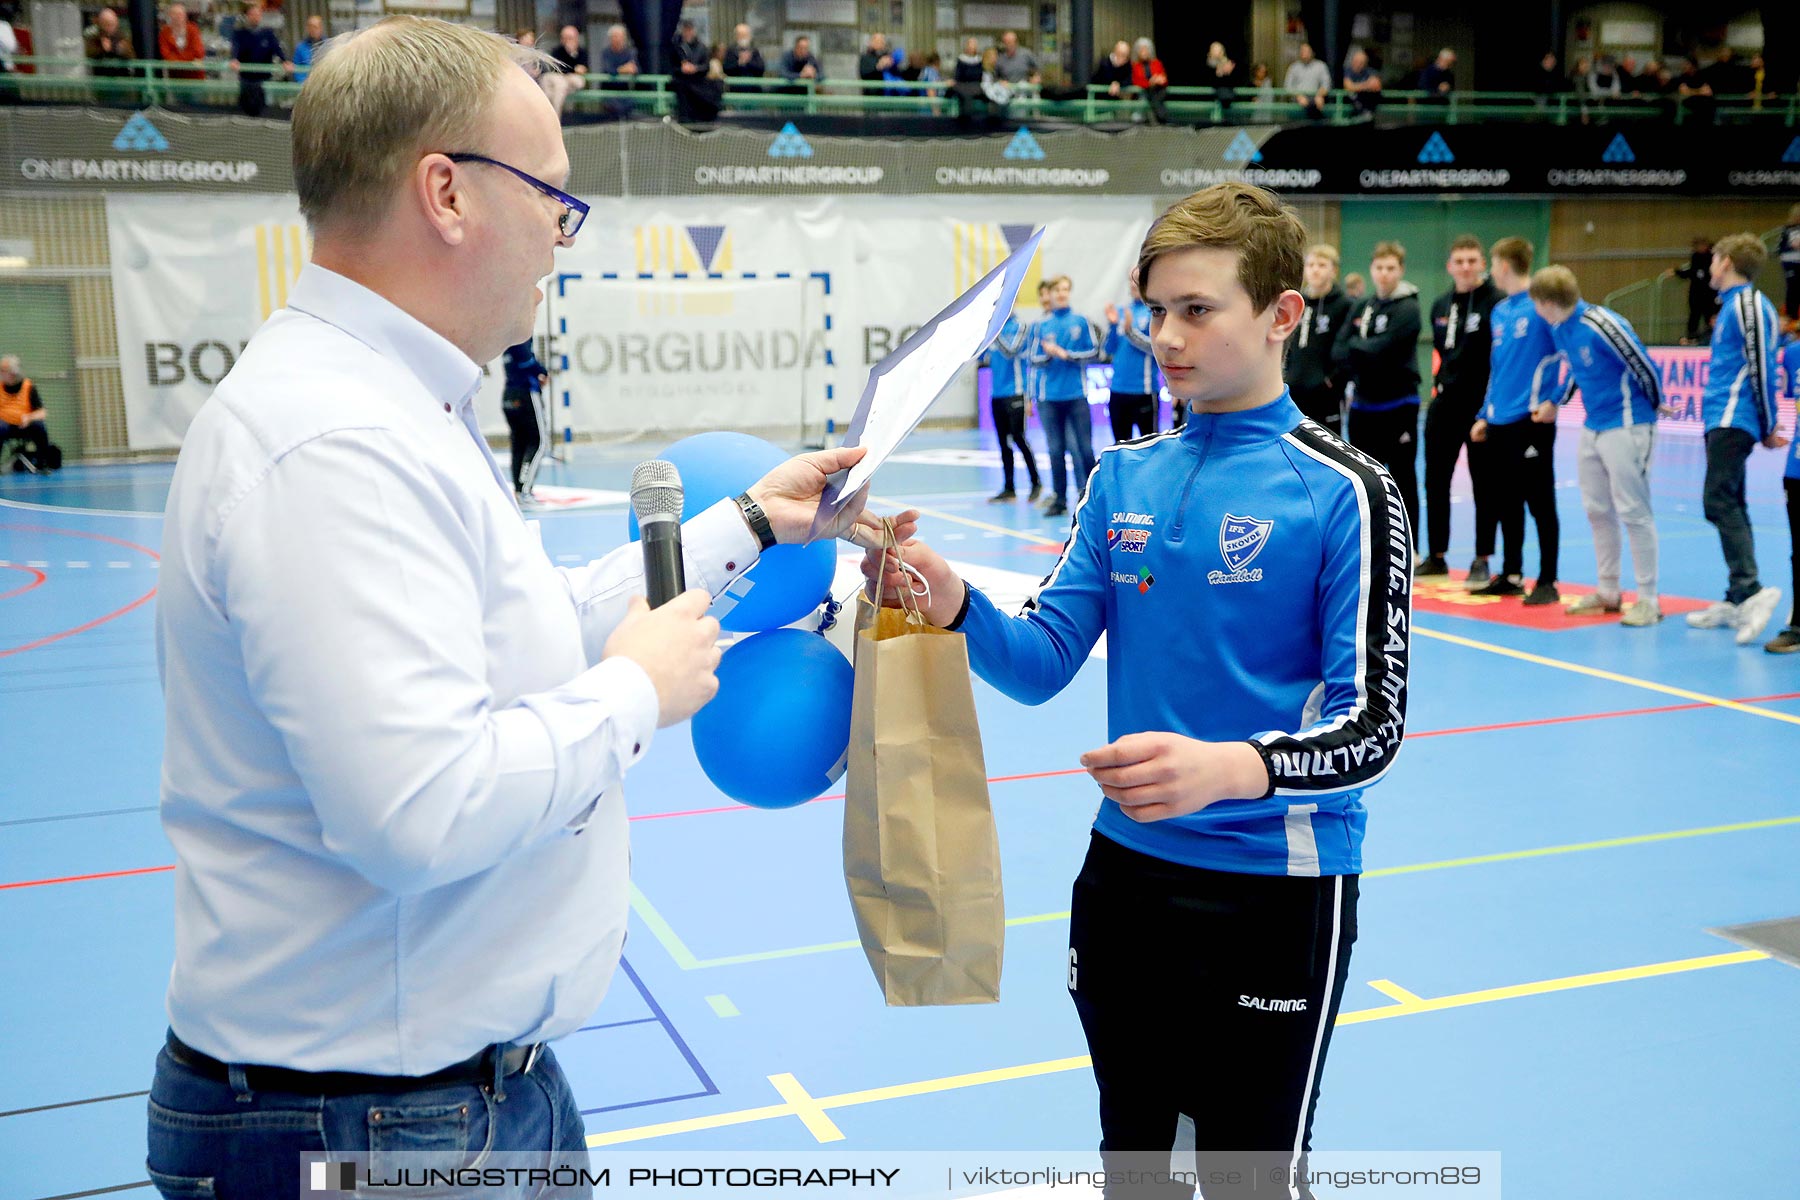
[684,498,763,596]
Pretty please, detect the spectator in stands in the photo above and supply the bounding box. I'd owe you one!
[1675,58,1716,123]
[671,18,718,123]
[1418,47,1455,101]
[0,3,17,78]
[1250,61,1275,107]
[515,29,535,48]
[1130,37,1167,124]
[1779,203,1800,321]
[1533,51,1567,100]
[1587,55,1621,101]
[952,35,986,121]
[1285,41,1331,120]
[994,30,1039,85]
[0,354,56,473]
[858,31,892,83]
[1617,55,1644,94]
[84,8,135,79]
[292,15,326,85]
[918,52,943,111]
[597,24,637,77]
[1702,47,1752,96]
[1094,39,1131,98]
[229,4,290,118]
[1342,47,1380,116]
[779,34,821,88]
[723,23,763,79]
[1206,41,1237,117]
[1665,236,1719,345]
[159,4,207,82]
[542,24,587,116]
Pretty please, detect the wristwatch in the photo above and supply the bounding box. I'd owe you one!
[734,491,777,550]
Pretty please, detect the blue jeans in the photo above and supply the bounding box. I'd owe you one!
[1040,398,1097,503]
[146,1036,591,1199]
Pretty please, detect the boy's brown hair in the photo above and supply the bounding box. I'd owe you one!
[1491,237,1533,275]
[1448,233,1483,254]
[1713,232,1766,279]
[1371,240,1405,266]
[1527,265,1580,309]
[1136,183,1305,314]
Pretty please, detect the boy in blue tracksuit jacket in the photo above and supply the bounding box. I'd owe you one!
[1767,329,1800,653]
[864,184,1409,1195]
[1029,274,1105,518]
[1103,280,1161,443]
[1469,238,1570,605]
[1532,266,1664,626]
[980,312,1041,502]
[1687,232,1788,645]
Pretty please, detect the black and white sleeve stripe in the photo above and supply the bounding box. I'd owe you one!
[1256,424,1410,796]
[1741,290,1774,432]
[1585,309,1661,406]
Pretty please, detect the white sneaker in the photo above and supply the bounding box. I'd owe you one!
[1620,599,1663,627]
[1686,600,1739,629]
[1735,587,1783,645]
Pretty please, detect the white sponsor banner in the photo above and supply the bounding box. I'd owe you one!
[106,194,525,450]
[556,277,818,435]
[109,193,1153,448]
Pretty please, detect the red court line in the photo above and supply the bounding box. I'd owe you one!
[0,523,161,659]
[0,563,47,602]
[9,691,1799,892]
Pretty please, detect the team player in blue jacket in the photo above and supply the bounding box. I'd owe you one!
[1767,324,1800,654]
[1103,277,1161,443]
[1029,274,1105,518]
[864,183,1409,1196]
[1530,265,1665,626]
[980,310,1042,503]
[1470,237,1569,606]
[1686,232,1789,645]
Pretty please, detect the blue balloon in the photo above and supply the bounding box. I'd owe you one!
[691,629,853,810]
[628,432,837,633]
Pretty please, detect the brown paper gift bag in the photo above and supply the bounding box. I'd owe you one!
[842,525,1004,1005]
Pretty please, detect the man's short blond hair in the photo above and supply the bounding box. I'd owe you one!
[1136,183,1304,314]
[1305,243,1339,267]
[1713,232,1767,279]
[1528,265,1580,309]
[293,16,550,230]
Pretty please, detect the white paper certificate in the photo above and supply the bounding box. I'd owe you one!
[810,227,1045,541]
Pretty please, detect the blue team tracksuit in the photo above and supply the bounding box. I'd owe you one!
[1701,282,1781,606]
[1028,306,1104,507]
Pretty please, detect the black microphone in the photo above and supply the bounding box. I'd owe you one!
[631,460,686,609]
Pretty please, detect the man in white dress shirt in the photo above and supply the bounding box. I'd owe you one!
[146,17,907,1198]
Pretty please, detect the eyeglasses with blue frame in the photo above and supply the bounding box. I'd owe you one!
[446,152,589,239]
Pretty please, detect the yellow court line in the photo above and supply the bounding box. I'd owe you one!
[1365,979,1424,1005]
[588,950,1770,1147]
[766,1073,846,1143]
[1412,626,1800,727]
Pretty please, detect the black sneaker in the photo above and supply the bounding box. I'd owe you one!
[1766,627,1800,654]
[1415,554,1449,577]
[1464,559,1492,589]
[1027,482,1043,502]
[1042,501,1069,518]
[1522,581,1561,607]
[1472,574,1525,597]
[989,489,1017,503]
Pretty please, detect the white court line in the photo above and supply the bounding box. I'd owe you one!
[0,496,163,520]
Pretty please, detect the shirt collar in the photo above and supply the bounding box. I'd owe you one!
[1180,389,1302,450]
[285,264,483,413]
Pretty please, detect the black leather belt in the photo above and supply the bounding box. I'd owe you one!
[165,1032,542,1097]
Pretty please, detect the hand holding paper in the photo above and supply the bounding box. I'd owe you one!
[809,228,1045,541]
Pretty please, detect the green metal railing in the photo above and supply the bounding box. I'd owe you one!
[1602,227,1785,346]
[5,56,1796,126]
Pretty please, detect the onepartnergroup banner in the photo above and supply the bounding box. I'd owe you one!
[298,1150,1502,1198]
